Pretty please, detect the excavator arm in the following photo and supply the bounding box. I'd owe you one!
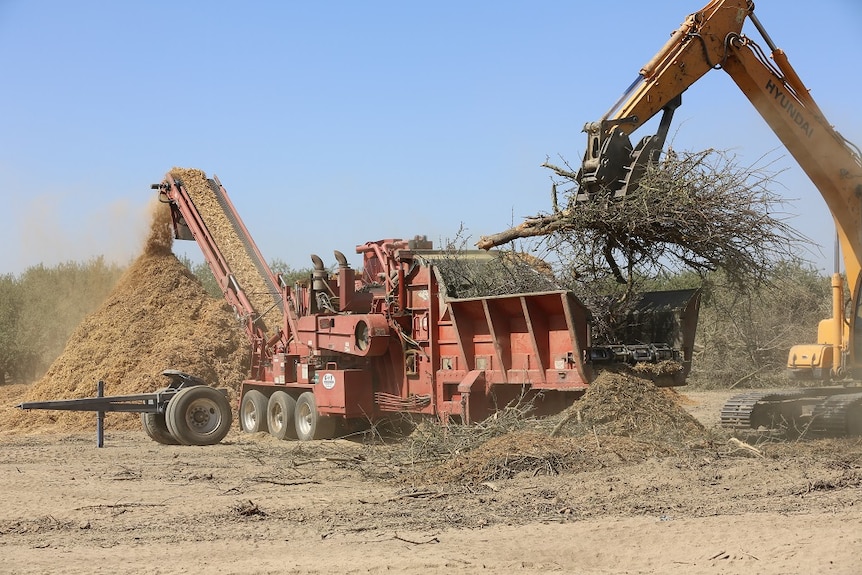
[578,0,749,200]
[578,0,862,433]
[580,0,862,367]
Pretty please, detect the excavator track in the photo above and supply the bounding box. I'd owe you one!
[722,388,862,435]
[720,390,807,430]
[810,392,862,436]
[720,391,772,429]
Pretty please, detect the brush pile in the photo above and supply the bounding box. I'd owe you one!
[413,368,707,485]
[559,368,705,440]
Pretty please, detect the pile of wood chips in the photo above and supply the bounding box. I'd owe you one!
[7,200,248,432]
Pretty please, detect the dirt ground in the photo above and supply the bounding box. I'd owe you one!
[2,384,861,575]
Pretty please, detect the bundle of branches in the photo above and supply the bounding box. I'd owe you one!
[478,149,808,297]
[430,232,558,299]
[433,255,558,299]
[406,397,540,462]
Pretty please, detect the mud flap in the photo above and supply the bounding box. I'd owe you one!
[458,370,486,424]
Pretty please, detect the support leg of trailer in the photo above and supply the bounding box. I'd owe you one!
[96,380,104,448]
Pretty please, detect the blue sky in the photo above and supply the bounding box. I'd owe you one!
[1,0,860,276]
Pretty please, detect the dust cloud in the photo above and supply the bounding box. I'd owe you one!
[10,193,152,274]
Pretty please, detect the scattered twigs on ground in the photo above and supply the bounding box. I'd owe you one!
[728,437,765,458]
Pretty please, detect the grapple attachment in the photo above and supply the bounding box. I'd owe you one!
[588,288,702,386]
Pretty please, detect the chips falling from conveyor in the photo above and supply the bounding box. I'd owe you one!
[167,167,283,337]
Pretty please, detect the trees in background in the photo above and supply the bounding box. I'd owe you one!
[691,260,831,387]
[0,258,124,385]
[0,252,834,389]
[0,274,23,385]
[178,256,314,300]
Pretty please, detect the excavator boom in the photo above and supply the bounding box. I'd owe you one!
[578,0,862,435]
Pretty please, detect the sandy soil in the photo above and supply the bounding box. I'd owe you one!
[2,384,861,575]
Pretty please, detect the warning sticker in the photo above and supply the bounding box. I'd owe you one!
[322,373,337,390]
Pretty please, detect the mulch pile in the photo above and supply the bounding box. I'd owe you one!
[561,368,705,440]
[7,199,248,432]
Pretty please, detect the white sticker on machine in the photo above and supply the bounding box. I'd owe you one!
[322,373,337,390]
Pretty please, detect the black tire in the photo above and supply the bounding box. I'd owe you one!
[165,386,232,446]
[240,390,269,433]
[164,387,190,444]
[141,412,180,445]
[267,391,297,440]
[294,391,336,441]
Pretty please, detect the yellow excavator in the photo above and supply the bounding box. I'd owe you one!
[576,0,862,434]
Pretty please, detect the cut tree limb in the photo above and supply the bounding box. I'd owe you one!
[477,213,569,250]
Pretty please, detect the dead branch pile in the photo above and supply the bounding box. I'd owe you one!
[7,200,248,432]
[432,254,558,299]
[411,368,706,484]
[417,431,674,485]
[632,360,684,378]
[479,149,807,291]
[405,399,540,462]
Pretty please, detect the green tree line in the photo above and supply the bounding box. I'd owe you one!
[179,256,313,299]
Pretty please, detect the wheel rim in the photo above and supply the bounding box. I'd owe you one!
[270,401,285,434]
[241,400,258,431]
[297,401,313,436]
[184,397,223,436]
